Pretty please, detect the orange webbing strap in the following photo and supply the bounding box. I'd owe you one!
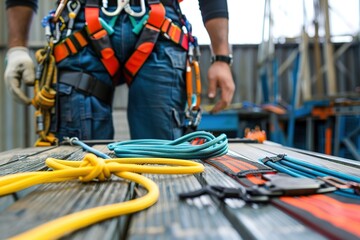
[273,195,360,239]
[85,0,120,77]
[124,1,166,85]
[54,30,88,62]
[160,18,189,50]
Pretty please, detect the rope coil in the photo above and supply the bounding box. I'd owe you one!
[108,131,228,159]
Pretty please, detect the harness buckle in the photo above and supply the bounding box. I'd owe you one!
[319,176,360,195]
[178,185,270,203]
[179,175,337,203]
[257,174,336,196]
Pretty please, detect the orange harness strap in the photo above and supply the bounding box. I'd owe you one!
[53,30,88,62]
[85,0,120,78]
[124,1,166,85]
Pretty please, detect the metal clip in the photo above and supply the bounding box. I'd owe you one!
[101,0,130,16]
[66,0,81,36]
[179,175,337,203]
[179,185,270,203]
[261,154,287,164]
[319,176,360,195]
[258,174,336,196]
[124,0,146,17]
[186,107,202,128]
[62,137,79,145]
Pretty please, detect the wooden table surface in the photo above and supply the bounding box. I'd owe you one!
[0,142,359,240]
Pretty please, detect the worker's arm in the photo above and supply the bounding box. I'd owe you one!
[4,3,37,104]
[199,0,235,113]
[7,5,34,47]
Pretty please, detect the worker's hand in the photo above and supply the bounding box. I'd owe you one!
[207,61,235,113]
[4,47,35,105]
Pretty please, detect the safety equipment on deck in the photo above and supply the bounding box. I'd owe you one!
[179,153,360,240]
[261,154,360,199]
[179,174,336,202]
[4,47,35,105]
[0,133,206,239]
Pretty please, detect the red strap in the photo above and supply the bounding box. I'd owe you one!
[84,5,102,34]
[85,2,120,78]
[161,18,189,51]
[124,2,166,85]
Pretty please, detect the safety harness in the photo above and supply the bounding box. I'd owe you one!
[53,0,191,83]
[180,154,360,240]
[34,0,202,145]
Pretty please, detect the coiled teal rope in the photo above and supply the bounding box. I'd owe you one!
[108,131,228,159]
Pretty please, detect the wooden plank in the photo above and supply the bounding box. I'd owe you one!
[0,146,82,176]
[0,179,130,239]
[0,147,53,166]
[0,146,83,212]
[127,171,241,240]
[0,144,131,240]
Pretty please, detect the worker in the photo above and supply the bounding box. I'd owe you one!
[4,0,235,142]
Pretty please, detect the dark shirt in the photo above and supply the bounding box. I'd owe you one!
[5,0,38,12]
[5,0,228,23]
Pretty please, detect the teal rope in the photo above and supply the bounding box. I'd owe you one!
[108,131,228,159]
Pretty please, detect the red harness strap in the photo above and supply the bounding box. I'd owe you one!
[84,0,120,79]
[161,18,189,50]
[124,0,165,85]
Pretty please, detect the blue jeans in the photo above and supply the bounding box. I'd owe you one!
[53,5,187,140]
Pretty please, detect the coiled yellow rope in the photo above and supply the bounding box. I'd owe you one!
[0,153,204,240]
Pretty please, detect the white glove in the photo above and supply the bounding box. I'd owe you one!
[4,47,35,105]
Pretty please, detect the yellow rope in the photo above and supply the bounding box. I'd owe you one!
[0,153,204,240]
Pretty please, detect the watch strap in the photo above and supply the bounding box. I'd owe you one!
[211,55,233,66]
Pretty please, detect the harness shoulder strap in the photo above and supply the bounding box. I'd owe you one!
[124,1,165,85]
[85,0,120,80]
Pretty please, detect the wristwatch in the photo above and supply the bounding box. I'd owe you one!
[211,55,233,66]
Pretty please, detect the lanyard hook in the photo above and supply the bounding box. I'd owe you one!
[125,0,146,17]
[101,0,130,16]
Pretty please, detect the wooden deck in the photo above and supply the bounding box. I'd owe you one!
[0,142,359,239]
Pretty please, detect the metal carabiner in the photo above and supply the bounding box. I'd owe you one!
[101,0,129,16]
[185,59,201,111]
[124,0,146,17]
[66,0,81,36]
